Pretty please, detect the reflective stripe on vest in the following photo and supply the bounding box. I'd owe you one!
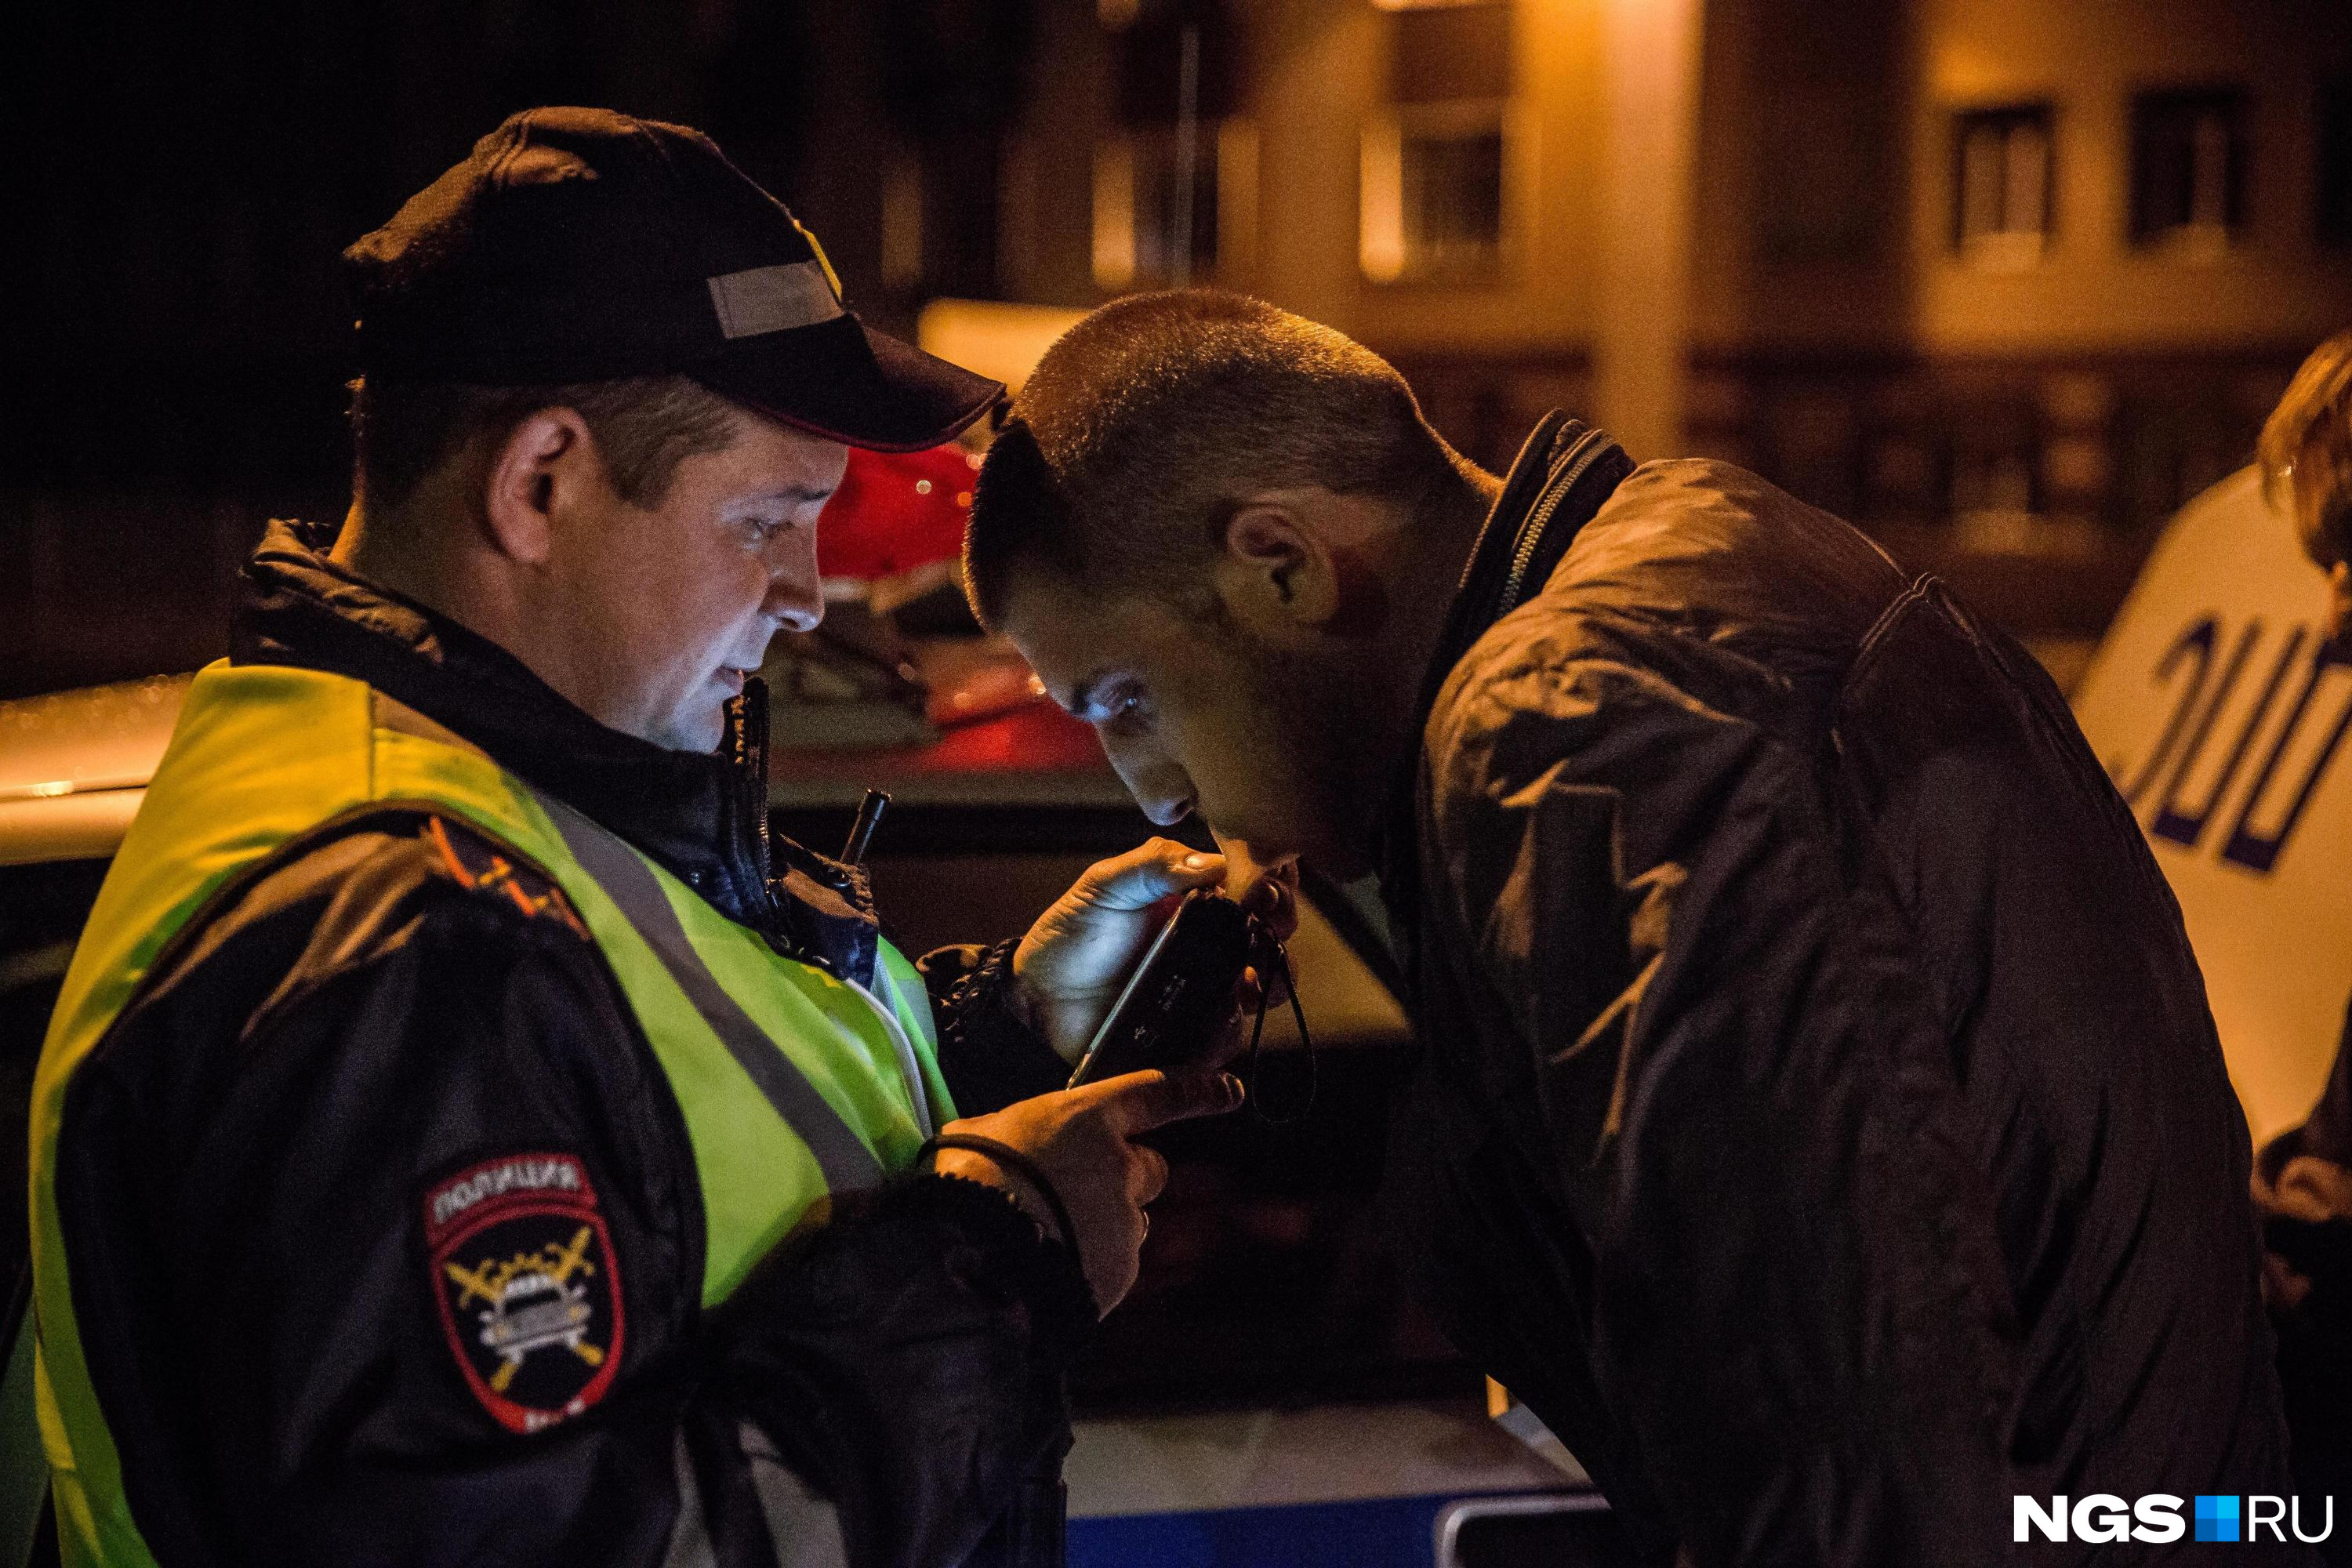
[31,662,955,1568]
[528,782,928,1191]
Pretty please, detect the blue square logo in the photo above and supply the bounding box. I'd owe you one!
[2196,1495,2241,1543]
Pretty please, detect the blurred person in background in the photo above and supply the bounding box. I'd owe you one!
[2254,329,2352,1554]
[964,291,2307,1566]
[30,110,1267,1568]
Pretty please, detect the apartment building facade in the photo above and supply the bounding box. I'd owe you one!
[856,0,2352,640]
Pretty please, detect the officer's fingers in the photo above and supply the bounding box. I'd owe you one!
[1089,1067,1246,1134]
[1127,1143,1171,1206]
[1083,1214,1149,1315]
[1071,837,1226,913]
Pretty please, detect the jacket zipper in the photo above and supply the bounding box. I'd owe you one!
[1497,424,1615,618]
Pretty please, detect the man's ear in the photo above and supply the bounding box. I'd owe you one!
[481,408,594,565]
[1218,499,1340,628]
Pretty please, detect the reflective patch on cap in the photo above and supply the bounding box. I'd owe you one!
[707,261,845,339]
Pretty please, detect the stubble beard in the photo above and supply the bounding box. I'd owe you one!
[1233,629,1401,873]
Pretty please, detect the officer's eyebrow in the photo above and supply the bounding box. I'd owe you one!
[746,484,837,505]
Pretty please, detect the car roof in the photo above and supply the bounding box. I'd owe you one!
[0,674,191,868]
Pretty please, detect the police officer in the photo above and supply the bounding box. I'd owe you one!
[32,108,1255,1567]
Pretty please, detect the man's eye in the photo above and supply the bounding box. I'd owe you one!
[741,517,787,544]
[1104,691,1148,729]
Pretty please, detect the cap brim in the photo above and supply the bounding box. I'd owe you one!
[688,314,1004,453]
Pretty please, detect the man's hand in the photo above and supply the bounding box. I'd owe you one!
[1012,837,1297,1063]
[1208,833,1298,921]
[931,1069,1244,1312]
[1212,832,1301,1000]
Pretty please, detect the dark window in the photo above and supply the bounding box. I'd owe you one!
[1403,122,1504,270]
[880,157,924,291]
[2130,86,2249,248]
[1363,106,1508,283]
[2321,79,2352,249]
[1952,104,2054,267]
[1095,120,1247,289]
[1136,123,1221,281]
[1112,0,1240,125]
[1098,0,1246,289]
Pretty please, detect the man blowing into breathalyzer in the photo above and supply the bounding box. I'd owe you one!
[964,291,2307,1566]
[33,112,1273,1568]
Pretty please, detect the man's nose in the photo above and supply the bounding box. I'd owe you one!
[1139,793,1194,828]
[1106,746,1196,828]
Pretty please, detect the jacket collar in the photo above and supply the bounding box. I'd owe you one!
[1414,412,1633,731]
[1376,413,1633,991]
[232,518,882,983]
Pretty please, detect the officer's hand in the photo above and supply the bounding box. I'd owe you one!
[1011,838,1231,1062]
[931,1068,1244,1313]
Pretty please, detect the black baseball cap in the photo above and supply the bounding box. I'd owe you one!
[344,106,1002,452]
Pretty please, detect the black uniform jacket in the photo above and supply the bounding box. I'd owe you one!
[51,520,1087,1568]
[1381,416,2307,1566]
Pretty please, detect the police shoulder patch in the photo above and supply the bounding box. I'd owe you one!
[423,1152,624,1434]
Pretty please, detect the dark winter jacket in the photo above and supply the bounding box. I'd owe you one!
[1381,414,2307,1565]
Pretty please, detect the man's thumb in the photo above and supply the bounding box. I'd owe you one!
[1076,840,1225,913]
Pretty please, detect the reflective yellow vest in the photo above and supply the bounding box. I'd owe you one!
[31,662,953,1567]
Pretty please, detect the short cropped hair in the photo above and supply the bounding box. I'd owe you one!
[964,291,1473,628]
[2259,331,2352,569]
[349,373,743,517]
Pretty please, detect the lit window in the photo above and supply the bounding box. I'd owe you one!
[1361,102,1508,284]
[2130,86,2249,252]
[1092,120,1255,290]
[1952,104,2053,270]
